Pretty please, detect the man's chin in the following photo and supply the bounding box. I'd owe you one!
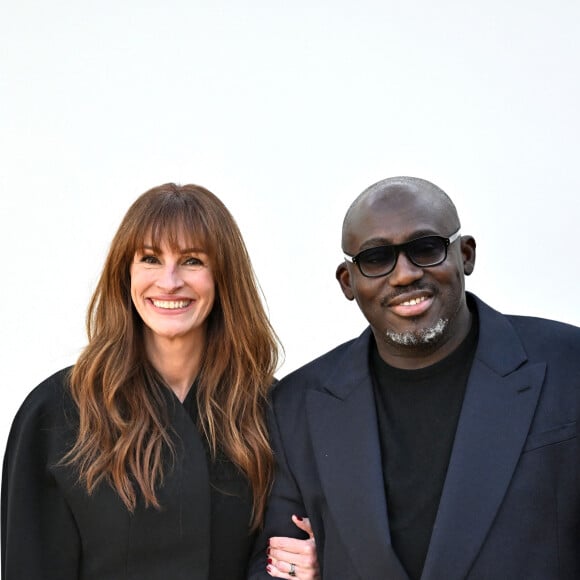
[384,318,448,347]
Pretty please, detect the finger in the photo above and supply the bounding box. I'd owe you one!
[266,561,295,579]
[266,562,285,578]
[292,515,314,539]
[268,548,317,575]
[266,561,282,578]
[269,544,316,564]
[269,536,313,554]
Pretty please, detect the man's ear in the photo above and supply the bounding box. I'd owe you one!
[336,262,355,301]
[461,236,476,276]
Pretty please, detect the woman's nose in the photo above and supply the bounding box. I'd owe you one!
[156,264,183,291]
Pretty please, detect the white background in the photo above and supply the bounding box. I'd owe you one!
[1,0,579,457]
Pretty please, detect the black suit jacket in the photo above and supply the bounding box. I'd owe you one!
[249,295,580,579]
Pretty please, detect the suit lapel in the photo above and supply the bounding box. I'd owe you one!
[307,329,409,580]
[422,297,546,580]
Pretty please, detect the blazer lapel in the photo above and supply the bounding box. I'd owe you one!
[307,329,409,580]
[422,297,546,580]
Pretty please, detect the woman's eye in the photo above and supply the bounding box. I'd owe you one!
[183,256,203,267]
[140,255,160,264]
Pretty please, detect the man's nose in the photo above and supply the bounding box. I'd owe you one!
[387,250,424,286]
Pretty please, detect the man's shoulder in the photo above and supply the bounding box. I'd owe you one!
[506,312,580,335]
[505,313,580,357]
[474,294,580,371]
[473,293,580,351]
[274,331,368,397]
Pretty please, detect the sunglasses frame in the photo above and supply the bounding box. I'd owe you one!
[344,229,461,278]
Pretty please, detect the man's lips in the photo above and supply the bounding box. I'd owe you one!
[385,292,433,318]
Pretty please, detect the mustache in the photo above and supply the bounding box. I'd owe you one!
[380,283,437,307]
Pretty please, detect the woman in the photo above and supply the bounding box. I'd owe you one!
[1,184,318,579]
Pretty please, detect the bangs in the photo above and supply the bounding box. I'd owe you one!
[129,199,212,256]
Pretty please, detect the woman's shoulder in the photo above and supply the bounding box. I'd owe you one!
[12,366,77,429]
[4,367,78,473]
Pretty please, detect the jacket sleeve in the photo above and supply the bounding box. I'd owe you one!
[1,383,81,579]
[247,403,310,579]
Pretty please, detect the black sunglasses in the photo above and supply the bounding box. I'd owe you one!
[344,229,461,278]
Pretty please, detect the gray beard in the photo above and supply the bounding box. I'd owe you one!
[385,318,448,346]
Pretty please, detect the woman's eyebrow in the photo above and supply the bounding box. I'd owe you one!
[179,246,207,254]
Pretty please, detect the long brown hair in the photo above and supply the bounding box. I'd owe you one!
[64,183,279,529]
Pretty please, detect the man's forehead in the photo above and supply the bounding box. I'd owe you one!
[343,185,455,248]
[363,181,441,209]
[354,186,449,222]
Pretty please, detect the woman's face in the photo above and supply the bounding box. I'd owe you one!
[130,237,216,347]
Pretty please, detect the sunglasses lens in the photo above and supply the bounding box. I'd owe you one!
[408,236,446,266]
[357,246,396,277]
[353,236,450,277]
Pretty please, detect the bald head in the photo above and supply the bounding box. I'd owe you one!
[336,176,476,368]
[342,177,460,249]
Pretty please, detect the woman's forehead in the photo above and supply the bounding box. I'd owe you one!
[139,219,208,249]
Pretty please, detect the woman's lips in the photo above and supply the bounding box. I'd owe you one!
[149,298,193,310]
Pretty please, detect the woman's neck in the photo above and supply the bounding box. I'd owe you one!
[144,333,205,402]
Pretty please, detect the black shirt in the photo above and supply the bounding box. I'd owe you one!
[372,316,479,580]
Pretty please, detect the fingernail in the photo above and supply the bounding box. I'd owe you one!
[267,558,272,564]
[295,515,303,521]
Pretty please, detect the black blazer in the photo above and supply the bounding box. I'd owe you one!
[1,369,254,579]
[249,294,580,579]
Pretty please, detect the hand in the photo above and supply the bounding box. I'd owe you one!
[266,515,320,579]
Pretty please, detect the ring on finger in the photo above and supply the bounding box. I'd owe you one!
[289,562,297,577]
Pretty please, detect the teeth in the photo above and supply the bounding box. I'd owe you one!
[401,296,427,306]
[151,299,191,309]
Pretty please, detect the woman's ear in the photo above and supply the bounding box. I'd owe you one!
[336,262,355,300]
[461,235,476,276]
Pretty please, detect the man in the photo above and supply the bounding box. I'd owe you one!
[249,176,580,579]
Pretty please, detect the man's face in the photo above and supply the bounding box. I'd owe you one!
[337,184,475,368]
